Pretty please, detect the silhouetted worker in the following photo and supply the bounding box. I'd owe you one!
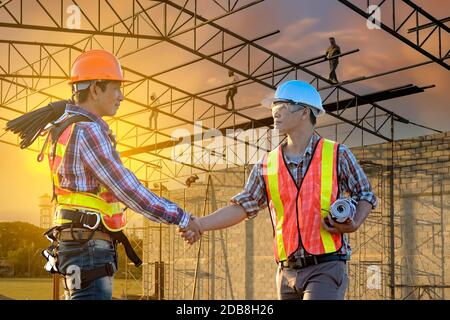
[153,183,169,193]
[225,71,239,110]
[149,92,160,131]
[326,37,341,84]
[185,174,199,188]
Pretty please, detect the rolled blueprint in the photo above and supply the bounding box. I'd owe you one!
[330,198,357,223]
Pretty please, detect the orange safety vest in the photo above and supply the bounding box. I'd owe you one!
[48,121,127,232]
[262,138,342,262]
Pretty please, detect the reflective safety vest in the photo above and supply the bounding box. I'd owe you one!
[48,120,127,232]
[262,138,342,262]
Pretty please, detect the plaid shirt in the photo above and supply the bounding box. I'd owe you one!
[231,132,377,258]
[53,104,190,228]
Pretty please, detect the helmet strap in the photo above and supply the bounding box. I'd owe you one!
[72,81,94,94]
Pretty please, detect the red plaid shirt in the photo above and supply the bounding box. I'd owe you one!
[53,104,190,228]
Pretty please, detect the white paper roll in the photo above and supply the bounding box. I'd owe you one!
[330,198,357,223]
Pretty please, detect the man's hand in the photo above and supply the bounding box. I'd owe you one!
[178,216,203,245]
[177,204,248,245]
[322,200,373,234]
[321,214,359,234]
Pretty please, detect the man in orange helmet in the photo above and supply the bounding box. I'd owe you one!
[21,50,202,300]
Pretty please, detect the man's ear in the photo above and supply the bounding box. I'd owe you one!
[89,84,98,100]
[301,107,310,121]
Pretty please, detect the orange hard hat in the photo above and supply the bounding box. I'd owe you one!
[69,50,128,84]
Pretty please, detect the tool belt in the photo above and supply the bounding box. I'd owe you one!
[56,208,102,231]
[55,208,142,267]
[58,228,112,242]
[278,254,349,270]
[42,208,142,290]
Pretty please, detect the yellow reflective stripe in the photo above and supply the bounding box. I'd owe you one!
[57,193,121,217]
[53,143,64,187]
[320,139,336,253]
[53,218,72,225]
[55,142,65,159]
[52,124,75,188]
[267,149,287,261]
[46,141,55,184]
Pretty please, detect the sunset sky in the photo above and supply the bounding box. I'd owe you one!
[0,0,449,225]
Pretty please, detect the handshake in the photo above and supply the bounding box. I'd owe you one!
[178,215,204,245]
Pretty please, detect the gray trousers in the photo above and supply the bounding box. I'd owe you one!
[276,260,348,300]
[329,60,339,83]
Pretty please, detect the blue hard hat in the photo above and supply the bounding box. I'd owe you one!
[261,80,325,117]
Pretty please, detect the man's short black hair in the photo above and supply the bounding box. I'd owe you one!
[309,108,316,126]
[289,104,317,126]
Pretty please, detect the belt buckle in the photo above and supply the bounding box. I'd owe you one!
[303,256,318,267]
[286,257,303,269]
[311,256,318,266]
[295,256,318,268]
[308,256,319,266]
[82,211,100,230]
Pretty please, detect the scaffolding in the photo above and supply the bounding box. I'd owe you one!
[0,0,448,300]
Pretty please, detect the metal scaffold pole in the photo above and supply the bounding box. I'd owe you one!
[192,174,212,299]
[389,116,395,300]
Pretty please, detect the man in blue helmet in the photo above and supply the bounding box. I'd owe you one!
[180,80,377,300]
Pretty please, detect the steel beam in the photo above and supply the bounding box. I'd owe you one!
[337,0,449,70]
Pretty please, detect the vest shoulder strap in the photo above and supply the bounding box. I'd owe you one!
[50,114,93,145]
[267,145,280,159]
[49,114,93,202]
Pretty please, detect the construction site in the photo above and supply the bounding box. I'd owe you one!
[0,0,449,300]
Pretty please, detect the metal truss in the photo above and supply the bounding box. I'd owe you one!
[0,2,437,176]
[0,3,280,166]
[0,38,276,183]
[120,83,431,156]
[155,0,413,143]
[0,0,438,185]
[122,0,438,148]
[0,0,262,41]
[0,0,427,152]
[337,0,450,70]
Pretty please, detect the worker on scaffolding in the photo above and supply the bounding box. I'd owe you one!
[225,70,239,110]
[6,50,202,300]
[148,92,161,131]
[326,37,341,84]
[180,80,377,300]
